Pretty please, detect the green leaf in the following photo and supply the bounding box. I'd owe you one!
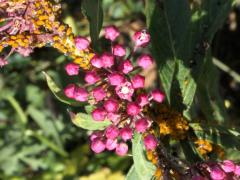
[132,133,156,180]
[82,0,103,49]
[43,71,85,107]
[70,112,111,130]
[125,165,140,180]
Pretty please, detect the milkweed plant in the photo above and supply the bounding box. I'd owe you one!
[1,0,240,179]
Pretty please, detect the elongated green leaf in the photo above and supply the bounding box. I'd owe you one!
[132,133,156,180]
[125,165,140,180]
[43,72,84,107]
[82,0,103,49]
[71,112,111,130]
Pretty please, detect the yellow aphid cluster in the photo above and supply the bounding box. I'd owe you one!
[146,150,162,179]
[0,0,93,69]
[194,139,213,157]
[156,105,189,140]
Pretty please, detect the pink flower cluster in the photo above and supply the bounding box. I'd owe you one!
[64,25,164,156]
[192,160,240,180]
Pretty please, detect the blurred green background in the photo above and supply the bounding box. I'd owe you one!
[1,0,240,179]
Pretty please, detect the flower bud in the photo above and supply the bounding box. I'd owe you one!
[64,84,76,98]
[221,160,235,173]
[151,89,165,103]
[127,102,141,116]
[85,71,100,84]
[74,87,88,102]
[92,108,107,121]
[0,58,8,67]
[235,165,240,176]
[101,53,114,68]
[104,98,119,113]
[115,142,128,156]
[104,25,120,41]
[75,36,90,50]
[90,131,103,141]
[105,125,119,139]
[131,75,145,89]
[92,87,106,102]
[120,127,133,141]
[137,54,153,69]
[136,93,149,107]
[65,63,79,76]
[106,138,118,151]
[133,30,150,47]
[144,134,158,150]
[91,55,103,68]
[112,44,126,57]
[210,166,226,180]
[91,138,105,153]
[107,113,120,123]
[118,59,133,74]
[135,118,149,133]
[108,72,124,86]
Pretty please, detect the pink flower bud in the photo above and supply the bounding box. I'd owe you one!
[104,98,119,113]
[151,89,165,103]
[74,87,88,102]
[137,54,153,69]
[90,131,103,141]
[75,36,90,50]
[108,72,124,86]
[106,138,118,151]
[135,118,149,133]
[92,108,107,121]
[92,87,106,101]
[136,93,149,107]
[104,25,120,41]
[64,84,76,98]
[120,127,133,141]
[91,55,103,68]
[127,102,141,116]
[221,160,235,173]
[144,134,158,150]
[115,81,134,100]
[115,142,128,156]
[210,166,226,180]
[105,125,119,139]
[107,113,120,123]
[85,71,100,84]
[131,75,145,89]
[91,138,105,153]
[235,165,240,176]
[118,59,133,74]
[101,53,114,68]
[65,63,79,76]
[133,30,151,47]
[0,58,8,67]
[112,44,126,57]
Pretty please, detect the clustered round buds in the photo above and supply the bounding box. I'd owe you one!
[64,26,164,156]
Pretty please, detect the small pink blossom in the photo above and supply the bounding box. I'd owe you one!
[104,98,119,113]
[90,131,103,141]
[118,59,133,74]
[91,55,103,68]
[137,54,153,69]
[120,127,133,141]
[115,142,128,156]
[85,71,100,84]
[65,63,79,76]
[235,165,240,176]
[107,113,120,123]
[64,84,76,98]
[75,36,90,50]
[112,44,126,57]
[127,102,141,116]
[74,87,88,102]
[106,138,118,151]
[101,53,115,68]
[136,93,149,107]
[104,25,120,41]
[92,108,107,121]
[108,73,124,86]
[133,30,150,47]
[105,125,119,139]
[0,58,8,67]
[210,166,226,180]
[144,134,158,150]
[151,89,165,103]
[221,160,235,173]
[135,118,149,133]
[115,81,134,100]
[91,138,105,153]
[92,87,106,101]
[131,75,145,89]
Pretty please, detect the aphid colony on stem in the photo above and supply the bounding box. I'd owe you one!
[64,25,165,156]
